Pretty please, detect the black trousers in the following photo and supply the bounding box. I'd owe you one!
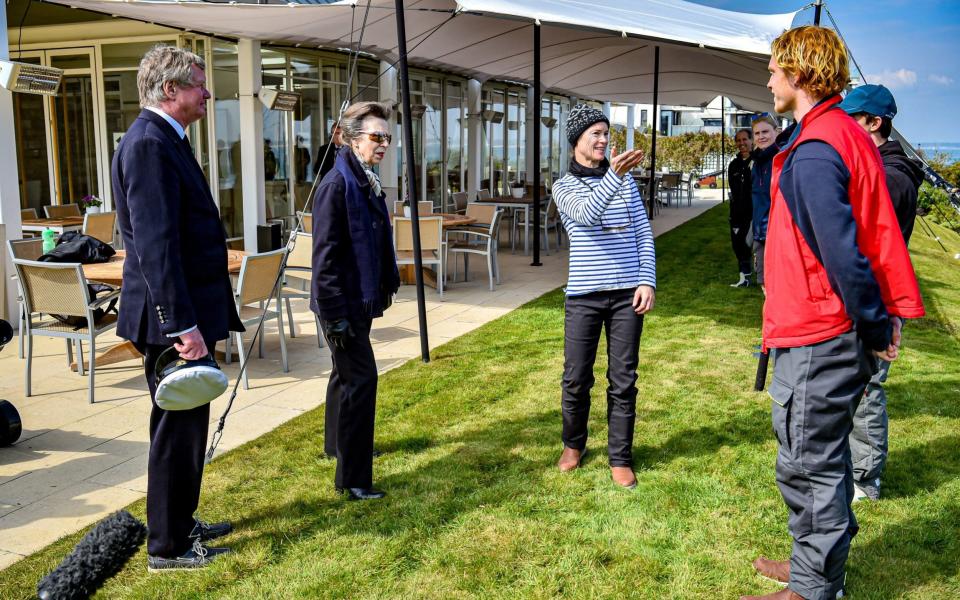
[561,289,644,466]
[323,318,378,488]
[140,343,210,558]
[730,222,752,274]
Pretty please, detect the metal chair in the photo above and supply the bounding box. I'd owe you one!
[446,206,504,291]
[477,189,493,201]
[20,208,38,221]
[224,248,289,390]
[6,238,43,359]
[659,173,682,207]
[12,258,120,404]
[281,232,324,348]
[44,204,81,218]
[394,215,446,298]
[82,211,117,245]
[451,191,469,214]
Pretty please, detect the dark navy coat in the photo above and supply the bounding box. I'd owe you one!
[111,109,242,347]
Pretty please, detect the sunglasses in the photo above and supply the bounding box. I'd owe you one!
[750,112,771,122]
[360,131,392,144]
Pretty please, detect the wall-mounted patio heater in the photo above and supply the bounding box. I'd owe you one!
[258,87,301,111]
[0,60,63,96]
[540,116,557,128]
[482,109,504,123]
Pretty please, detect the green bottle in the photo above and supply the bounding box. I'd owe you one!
[41,229,57,254]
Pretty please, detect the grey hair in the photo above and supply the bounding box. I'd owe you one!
[338,101,392,145]
[137,45,206,108]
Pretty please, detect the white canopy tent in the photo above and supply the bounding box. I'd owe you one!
[39,0,802,111]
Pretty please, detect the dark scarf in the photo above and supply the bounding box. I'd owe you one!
[568,157,610,178]
[334,147,398,318]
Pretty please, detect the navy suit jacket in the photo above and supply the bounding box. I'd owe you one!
[111,109,242,347]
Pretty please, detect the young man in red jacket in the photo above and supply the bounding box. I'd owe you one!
[741,26,925,600]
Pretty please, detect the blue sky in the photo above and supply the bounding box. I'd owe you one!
[690,0,960,143]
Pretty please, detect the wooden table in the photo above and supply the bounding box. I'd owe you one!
[77,249,248,370]
[21,217,84,234]
[396,213,476,287]
[474,197,546,255]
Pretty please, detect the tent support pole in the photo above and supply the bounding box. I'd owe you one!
[532,23,542,266]
[814,0,823,25]
[394,0,430,363]
[720,95,725,202]
[648,46,660,206]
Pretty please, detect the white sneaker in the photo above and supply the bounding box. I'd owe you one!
[730,272,751,288]
[852,484,870,503]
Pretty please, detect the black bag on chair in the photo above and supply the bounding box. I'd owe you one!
[37,232,118,328]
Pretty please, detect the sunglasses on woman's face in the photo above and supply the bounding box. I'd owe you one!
[360,131,392,144]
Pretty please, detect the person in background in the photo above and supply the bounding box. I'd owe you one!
[264,139,278,181]
[728,129,754,287]
[750,114,780,292]
[310,101,399,501]
[314,123,344,181]
[551,104,655,490]
[742,26,925,600]
[839,84,925,502]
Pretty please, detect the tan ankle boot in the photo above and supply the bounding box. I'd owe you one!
[557,447,583,472]
[610,466,636,488]
[740,588,804,600]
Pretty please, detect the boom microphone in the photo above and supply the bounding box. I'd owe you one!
[37,510,146,600]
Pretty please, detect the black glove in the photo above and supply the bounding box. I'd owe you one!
[322,319,354,350]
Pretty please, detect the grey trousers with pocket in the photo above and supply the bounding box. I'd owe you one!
[849,357,890,499]
[769,330,875,600]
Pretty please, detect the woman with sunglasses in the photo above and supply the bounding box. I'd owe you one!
[750,114,781,292]
[310,101,400,501]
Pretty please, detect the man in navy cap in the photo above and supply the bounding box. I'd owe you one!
[839,84,925,502]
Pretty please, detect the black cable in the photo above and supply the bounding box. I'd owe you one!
[17,0,33,59]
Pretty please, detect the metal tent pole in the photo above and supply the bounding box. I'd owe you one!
[531,23,542,266]
[814,0,823,25]
[647,46,660,204]
[394,0,430,362]
[721,95,725,202]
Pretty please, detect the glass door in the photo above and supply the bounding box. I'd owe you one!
[11,53,52,214]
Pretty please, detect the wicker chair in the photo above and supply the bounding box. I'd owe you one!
[82,211,117,245]
[224,248,289,390]
[394,215,446,297]
[446,206,504,291]
[281,232,324,348]
[6,238,43,359]
[12,258,120,404]
[44,204,81,218]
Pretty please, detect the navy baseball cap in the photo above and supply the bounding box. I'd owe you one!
[840,84,897,119]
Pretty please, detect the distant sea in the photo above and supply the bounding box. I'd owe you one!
[915,142,960,163]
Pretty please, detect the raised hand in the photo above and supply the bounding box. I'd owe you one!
[610,145,645,177]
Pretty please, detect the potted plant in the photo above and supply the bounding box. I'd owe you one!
[80,194,103,214]
[510,180,525,199]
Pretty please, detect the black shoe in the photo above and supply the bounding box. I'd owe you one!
[189,518,233,542]
[335,486,386,500]
[147,539,230,572]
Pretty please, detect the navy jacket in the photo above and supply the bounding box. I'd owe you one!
[310,147,400,322]
[111,110,242,347]
[878,139,924,245]
[751,143,778,241]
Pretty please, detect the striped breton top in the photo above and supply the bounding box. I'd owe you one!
[552,168,656,297]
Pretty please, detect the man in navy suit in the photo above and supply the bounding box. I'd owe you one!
[111,45,242,571]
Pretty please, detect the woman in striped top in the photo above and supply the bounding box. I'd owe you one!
[552,104,656,489]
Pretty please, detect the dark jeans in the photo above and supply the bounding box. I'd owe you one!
[730,222,752,274]
[141,343,210,558]
[770,331,875,599]
[561,289,644,466]
[323,318,378,488]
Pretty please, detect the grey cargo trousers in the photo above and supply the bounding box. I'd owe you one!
[849,358,891,499]
[769,330,876,600]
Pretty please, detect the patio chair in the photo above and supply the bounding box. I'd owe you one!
[392,201,433,216]
[224,248,289,390]
[296,211,312,234]
[680,172,694,207]
[12,258,120,404]
[20,208,38,221]
[659,173,682,207]
[6,238,43,359]
[44,204,81,218]
[394,215,445,298]
[451,191,469,214]
[514,194,563,255]
[446,207,504,291]
[82,211,117,245]
[477,189,492,201]
[282,232,324,348]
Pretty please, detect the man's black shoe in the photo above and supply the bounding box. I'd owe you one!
[188,518,233,542]
[335,486,386,500]
[147,539,230,572]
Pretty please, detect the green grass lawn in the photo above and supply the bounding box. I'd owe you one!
[3,206,959,599]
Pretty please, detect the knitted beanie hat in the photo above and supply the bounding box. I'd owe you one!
[566,104,609,147]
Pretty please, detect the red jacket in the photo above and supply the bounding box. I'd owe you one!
[763,96,924,349]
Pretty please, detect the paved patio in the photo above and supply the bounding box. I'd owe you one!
[0,193,721,569]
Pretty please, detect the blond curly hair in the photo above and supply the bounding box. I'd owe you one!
[771,26,849,100]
